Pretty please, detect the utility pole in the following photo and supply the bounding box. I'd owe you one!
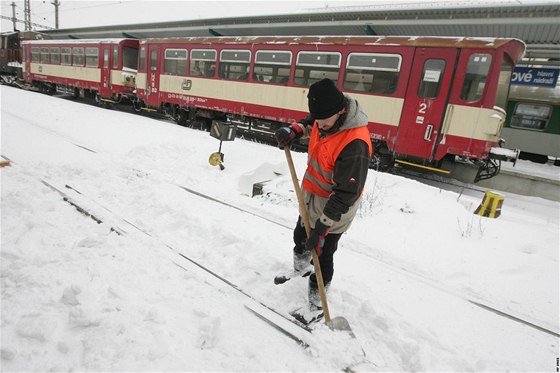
[51,0,60,29]
[11,2,17,31]
[24,0,31,31]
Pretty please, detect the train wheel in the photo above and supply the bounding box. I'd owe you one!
[39,83,55,95]
[132,99,144,113]
[370,142,394,172]
[0,75,16,85]
[201,118,212,132]
[177,109,189,126]
[370,153,393,172]
[163,104,180,122]
[95,93,112,109]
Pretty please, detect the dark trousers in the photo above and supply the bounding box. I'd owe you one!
[293,216,342,286]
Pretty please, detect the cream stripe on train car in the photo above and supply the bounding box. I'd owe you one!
[445,104,505,142]
[159,75,404,127]
[30,63,100,83]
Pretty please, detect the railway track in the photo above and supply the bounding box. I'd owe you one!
[5,81,556,202]
[2,133,558,339]
[2,88,558,338]
[59,90,560,202]
[391,166,488,197]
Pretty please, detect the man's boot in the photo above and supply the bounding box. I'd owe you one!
[293,249,311,273]
[290,275,328,325]
[308,274,329,310]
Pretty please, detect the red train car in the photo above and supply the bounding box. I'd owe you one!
[1,31,47,84]
[22,38,138,103]
[133,35,525,181]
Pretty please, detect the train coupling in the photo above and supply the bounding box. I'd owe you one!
[489,146,520,166]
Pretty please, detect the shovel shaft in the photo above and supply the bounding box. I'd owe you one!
[284,147,331,322]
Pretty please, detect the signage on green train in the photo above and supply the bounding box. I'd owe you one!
[511,67,559,88]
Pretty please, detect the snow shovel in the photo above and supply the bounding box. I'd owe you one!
[284,146,355,335]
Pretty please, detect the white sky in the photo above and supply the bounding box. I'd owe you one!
[1,0,557,33]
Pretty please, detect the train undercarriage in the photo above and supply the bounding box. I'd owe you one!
[142,101,513,184]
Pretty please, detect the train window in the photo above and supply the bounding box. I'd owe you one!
[495,57,514,110]
[61,47,71,65]
[511,103,552,131]
[113,46,119,69]
[50,47,60,65]
[122,46,138,70]
[139,47,146,71]
[254,50,292,84]
[460,53,492,102]
[164,49,188,75]
[150,50,157,72]
[73,47,84,66]
[295,51,341,86]
[86,47,99,67]
[190,49,216,77]
[418,59,446,98]
[31,47,40,63]
[343,53,401,94]
[219,50,251,81]
[40,47,49,63]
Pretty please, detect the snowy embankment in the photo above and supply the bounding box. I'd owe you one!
[1,85,558,371]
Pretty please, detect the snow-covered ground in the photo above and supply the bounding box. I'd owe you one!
[501,156,560,181]
[1,85,558,371]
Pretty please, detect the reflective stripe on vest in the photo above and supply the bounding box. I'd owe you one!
[302,123,372,198]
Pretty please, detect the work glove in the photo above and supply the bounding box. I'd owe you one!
[305,219,330,256]
[275,123,303,149]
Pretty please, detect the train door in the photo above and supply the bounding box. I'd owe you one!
[22,44,29,80]
[395,48,457,160]
[99,47,111,97]
[145,44,160,106]
[24,44,34,81]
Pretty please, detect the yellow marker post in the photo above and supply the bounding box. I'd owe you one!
[474,191,504,218]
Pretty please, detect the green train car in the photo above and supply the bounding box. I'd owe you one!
[502,81,560,165]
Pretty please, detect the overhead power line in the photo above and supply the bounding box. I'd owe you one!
[51,1,124,14]
[0,14,54,30]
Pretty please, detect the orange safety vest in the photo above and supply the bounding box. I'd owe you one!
[302,123,372,198]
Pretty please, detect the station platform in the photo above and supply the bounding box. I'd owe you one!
[478,160,560,202]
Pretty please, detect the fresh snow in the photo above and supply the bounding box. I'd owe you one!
[1,85,558,371]
[502,157,560,181]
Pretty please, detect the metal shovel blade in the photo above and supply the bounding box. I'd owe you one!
[326,316,356,338]
[326,316,368,363]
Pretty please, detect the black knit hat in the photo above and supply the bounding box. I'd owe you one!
[307,78,345,119]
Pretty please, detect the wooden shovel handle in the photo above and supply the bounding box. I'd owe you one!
[284,147,331,322]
